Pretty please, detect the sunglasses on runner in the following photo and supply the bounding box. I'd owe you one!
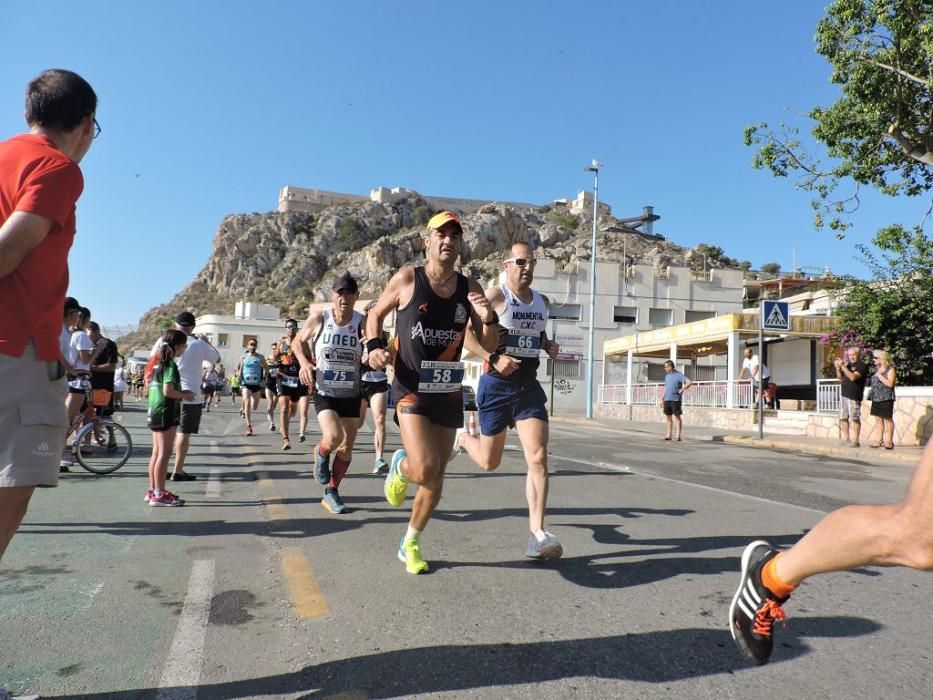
[505,257,536,267]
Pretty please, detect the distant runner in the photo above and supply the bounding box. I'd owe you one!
[276,319,310,451]
[359,300,391,475]
[236,339,267,436]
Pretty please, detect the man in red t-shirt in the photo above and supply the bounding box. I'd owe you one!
[0,69,98,567]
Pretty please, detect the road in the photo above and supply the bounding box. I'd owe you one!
[1,399,930,699]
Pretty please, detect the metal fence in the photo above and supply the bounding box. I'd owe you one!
[816,378,841,414]
[597,380,756,408]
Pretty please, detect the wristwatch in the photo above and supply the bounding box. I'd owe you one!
[488,352,500,366]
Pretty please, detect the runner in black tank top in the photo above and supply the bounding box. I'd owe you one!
[392,266,470,428]
[365,211,500,574]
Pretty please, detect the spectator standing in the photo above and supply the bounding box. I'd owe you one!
[660,360,693,441]
[113,354,128,410]
[835,346,868,447]
[868,349,897,449]
[0,69,98,582]
[738,347,771,406]
[88,321,119,419]
[150,311,221,481]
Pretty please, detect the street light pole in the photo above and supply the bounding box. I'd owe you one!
[584,159,601,420]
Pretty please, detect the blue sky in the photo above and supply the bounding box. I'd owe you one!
[2,1,925,329]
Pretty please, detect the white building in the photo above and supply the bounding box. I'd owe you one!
[463,259,746,413]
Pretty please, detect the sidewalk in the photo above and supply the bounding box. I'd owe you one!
[549,413,925,465]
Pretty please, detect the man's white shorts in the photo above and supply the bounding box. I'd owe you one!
[0,343,69,488]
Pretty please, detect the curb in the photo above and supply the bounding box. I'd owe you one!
[550,415,920,464]
[721,435,918,463]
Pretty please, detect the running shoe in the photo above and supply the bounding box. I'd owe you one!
[384,449,409,507]
[314,445,331,484]
[170,472,198,482]
[282,437,291,451]
[448,427,467,463]
[246,425,253,436]
[729,540,789,665]
[525,532,564,560]
[59,459,71,473]
[149,490,185,507]
[299,432,306,443]
[397,537,428,574]
[269,423,276,431]
[372,457,389,475]
[321,487,347,514]
[144,488,154,503]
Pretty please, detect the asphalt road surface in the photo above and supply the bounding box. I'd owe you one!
[1,399,930,699]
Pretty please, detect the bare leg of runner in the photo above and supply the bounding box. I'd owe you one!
[730,439,933,665]
[0,487,35,562]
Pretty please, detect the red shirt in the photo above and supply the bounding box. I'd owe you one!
[0,133,84,360]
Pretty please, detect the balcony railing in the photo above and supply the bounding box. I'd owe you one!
[816,378,841,413]
[598,380,756,408]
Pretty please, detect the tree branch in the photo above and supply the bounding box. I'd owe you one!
[870,60,930,87]
[886,123,933,166]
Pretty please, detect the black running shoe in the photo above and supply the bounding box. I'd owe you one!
[729,540,789,665]
[313,445,331,484]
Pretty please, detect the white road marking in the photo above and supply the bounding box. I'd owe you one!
[209,440,219,454]
[156,559,215,700]
[551,453,827,515]
[206,469,221,498]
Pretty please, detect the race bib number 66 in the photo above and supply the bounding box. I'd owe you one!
[417,360,465,393]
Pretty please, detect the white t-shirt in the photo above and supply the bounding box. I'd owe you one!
[150,335,221,404]
[742,355,770,380]
[69,330,95,372]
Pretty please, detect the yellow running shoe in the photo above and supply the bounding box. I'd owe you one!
[384,449,409,507]
[397,537,429,574]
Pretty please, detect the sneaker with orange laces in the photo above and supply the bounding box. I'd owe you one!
[729,540,788,665]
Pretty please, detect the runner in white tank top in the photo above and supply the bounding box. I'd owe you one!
[456,241,564,560]
[292,273,364,515]
[359,300,392,476]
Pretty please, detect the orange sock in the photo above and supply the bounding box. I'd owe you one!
[761,554,796,599]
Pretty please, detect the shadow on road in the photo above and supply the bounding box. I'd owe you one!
[48,616,883,699]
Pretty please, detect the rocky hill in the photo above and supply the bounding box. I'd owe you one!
[117,192,740,349]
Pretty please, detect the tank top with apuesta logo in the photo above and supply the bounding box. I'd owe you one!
[313,308,363,398]
[393,266,470,400]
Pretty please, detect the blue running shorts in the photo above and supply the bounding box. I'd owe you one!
[476,373,548,436]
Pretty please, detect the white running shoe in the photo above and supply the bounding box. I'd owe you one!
[448,427,467,463]
[525,532,563,560]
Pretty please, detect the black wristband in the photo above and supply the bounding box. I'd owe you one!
[488,352,500,366]
[482,312,499,326]
[366,337,387,353]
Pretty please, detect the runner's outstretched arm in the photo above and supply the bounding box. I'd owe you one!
[293,310,322,388]
[466,278,499,353]
[366,267,413,371]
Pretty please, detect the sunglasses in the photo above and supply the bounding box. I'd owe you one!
[285,324,298,330]
[505,258,536,267]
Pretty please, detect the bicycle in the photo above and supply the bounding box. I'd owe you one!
[64,380,133,474]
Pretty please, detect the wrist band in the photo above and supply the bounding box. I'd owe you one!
[488,352,500,366]
[366,337,387,353]
[481,312,499,326]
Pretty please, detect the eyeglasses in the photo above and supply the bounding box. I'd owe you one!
[285,324,298,330]
[505,258,536,267]
[93,118,101,140]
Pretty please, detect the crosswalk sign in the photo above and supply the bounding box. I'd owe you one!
[761,300,790,331]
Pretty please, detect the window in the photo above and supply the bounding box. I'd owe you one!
[547,359,581,378]
[613,305,637,324]
[217,333,229,348]
[685,309,715,323]
[550,303,581,321]
[242,334,258,348]
[690,270,712,282]
[648,308,672,327]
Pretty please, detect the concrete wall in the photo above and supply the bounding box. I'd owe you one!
[806,387,933,446]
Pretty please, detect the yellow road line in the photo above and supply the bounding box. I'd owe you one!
[280,548,330,618]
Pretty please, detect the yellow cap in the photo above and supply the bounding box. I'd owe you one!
[427,210,463,232]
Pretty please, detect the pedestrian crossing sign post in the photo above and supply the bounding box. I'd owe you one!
[761,300,790,331]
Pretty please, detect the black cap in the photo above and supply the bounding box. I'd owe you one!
[175,311,196,326]
[332,272,359,294]
[64,296,80,313]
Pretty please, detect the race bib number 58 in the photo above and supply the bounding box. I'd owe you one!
[417,360,464,393]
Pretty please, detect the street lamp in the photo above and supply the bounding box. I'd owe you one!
[584,159,601,420]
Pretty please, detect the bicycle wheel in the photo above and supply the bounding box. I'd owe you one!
[75,420,133,474]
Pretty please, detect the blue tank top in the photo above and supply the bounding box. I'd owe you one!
[241,354,262,384]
